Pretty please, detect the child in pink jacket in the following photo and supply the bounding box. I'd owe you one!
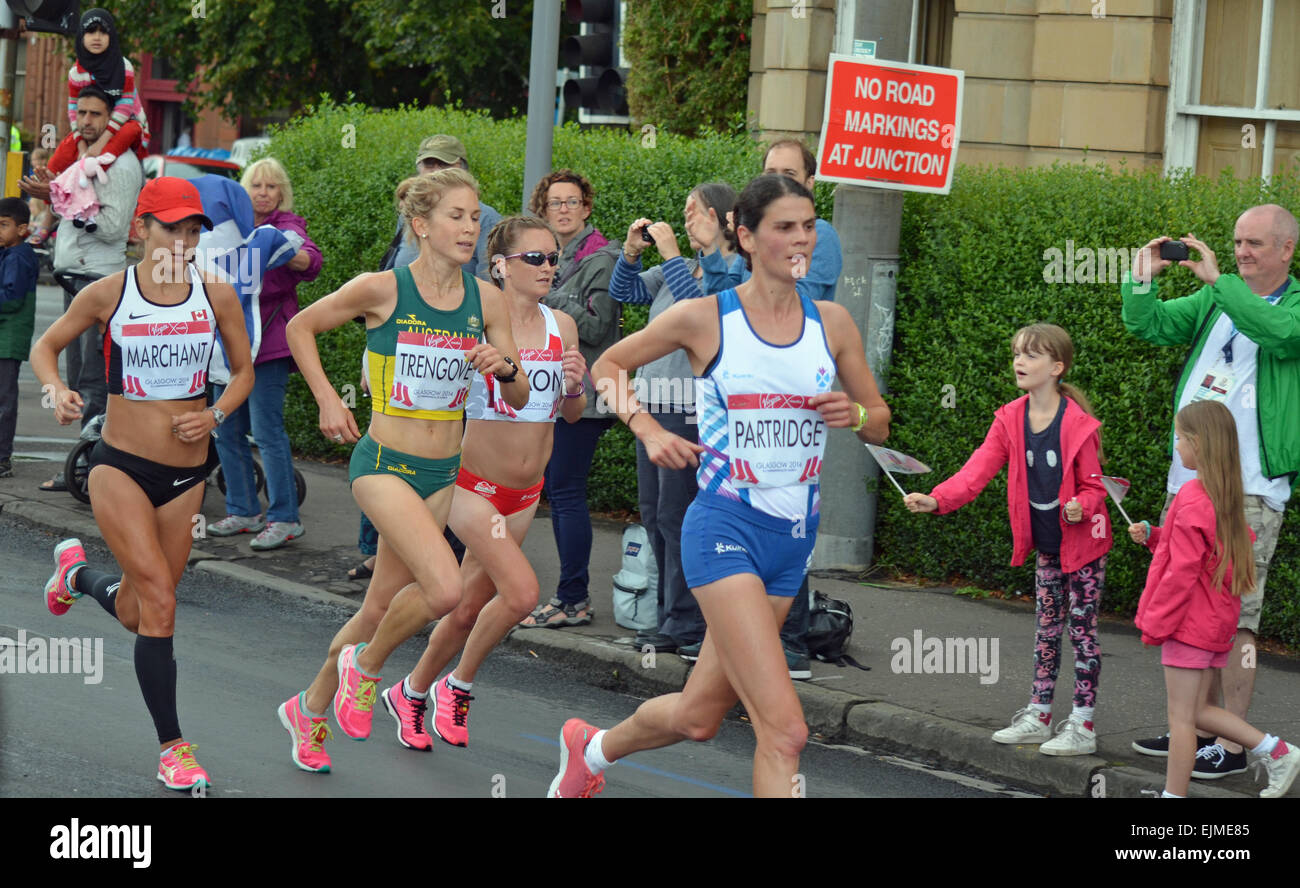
[906,324,1111,755]
[1129,399,1299,798]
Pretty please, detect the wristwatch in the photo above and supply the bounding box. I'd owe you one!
[207,406,226,425]
[494,356,520,384]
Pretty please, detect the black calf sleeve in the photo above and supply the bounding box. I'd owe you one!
[134,635,181,745]
[74,568,121,619]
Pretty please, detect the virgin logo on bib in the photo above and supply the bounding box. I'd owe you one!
[119,319,213,400]
[390,332,478,412]
[726,393,827,487]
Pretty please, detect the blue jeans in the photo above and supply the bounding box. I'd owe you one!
[635,410,705,644]
[544,417,613,606]
[213,357,299,523]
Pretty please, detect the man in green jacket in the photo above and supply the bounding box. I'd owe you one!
[0,197,39,478]
[1121,203,1300,781]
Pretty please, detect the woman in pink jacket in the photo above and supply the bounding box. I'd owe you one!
[1129,400,1299,798]
[905,324,1110,755]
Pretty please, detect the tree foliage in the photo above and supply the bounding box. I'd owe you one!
[112,0,535,121]
[623,0,752,136]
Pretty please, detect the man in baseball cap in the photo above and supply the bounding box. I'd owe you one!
[134,177,214,229]
[382,134,501,276]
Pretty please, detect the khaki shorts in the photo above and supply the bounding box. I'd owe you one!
[1160,492,1282,634]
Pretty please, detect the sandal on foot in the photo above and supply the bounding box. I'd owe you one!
[39,472,68,492]
[519,597,592,628]
[347,557,376,581]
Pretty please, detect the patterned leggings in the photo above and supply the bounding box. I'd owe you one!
[1031,553,1105,709]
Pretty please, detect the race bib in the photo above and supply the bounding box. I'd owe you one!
[726,393,827,488]
[390,332,478,412]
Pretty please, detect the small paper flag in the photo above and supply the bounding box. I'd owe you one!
[866,445,932,475]
[1091,474,1134,525]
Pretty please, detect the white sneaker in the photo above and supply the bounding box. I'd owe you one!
[1256,741,1300,798]
[207,514,266,537]
[991,707,1052,744]
[249,521,305,551]
[1039,714,1097,756]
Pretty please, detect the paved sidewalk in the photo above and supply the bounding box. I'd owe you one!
[7,436,1298,799]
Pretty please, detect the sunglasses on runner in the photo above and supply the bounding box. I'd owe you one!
[503,251,560,267]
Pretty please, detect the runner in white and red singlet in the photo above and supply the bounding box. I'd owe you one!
[376,215,589,752]
[31,177,253,791]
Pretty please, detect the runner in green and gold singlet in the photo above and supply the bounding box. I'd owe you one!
[276,168,528,773]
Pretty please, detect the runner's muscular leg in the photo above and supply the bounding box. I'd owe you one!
[87,465,177,635]
[352,475,461,675]
[304,534,414,714]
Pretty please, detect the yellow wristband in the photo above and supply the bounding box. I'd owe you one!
[850,402,867,432]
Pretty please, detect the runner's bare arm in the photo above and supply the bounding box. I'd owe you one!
[471,282,530,409]
[30,273,124,424]
[174,281,253,441]
[591,297,715,469]
[286,272,393,443]
[554,310,587,422]
[813,302,891,443]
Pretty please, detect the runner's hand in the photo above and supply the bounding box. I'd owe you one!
[172,409,215,442]
[561,346,586,393]
[809,391,856,427]
[320,396,360,444]
[53,388,84,425]
[644,427,704,469]
[466,342,509,377]
[903,493,938,513]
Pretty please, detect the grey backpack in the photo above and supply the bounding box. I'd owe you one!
[612,524,658,632]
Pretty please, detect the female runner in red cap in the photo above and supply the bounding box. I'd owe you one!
[30,177,253,792]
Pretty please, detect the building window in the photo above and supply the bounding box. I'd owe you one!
[1166,0,1300,179]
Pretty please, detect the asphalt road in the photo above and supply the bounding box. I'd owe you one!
[0,516,1035,799]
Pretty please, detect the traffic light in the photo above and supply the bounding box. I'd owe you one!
[5,1,80,35]
[561,0,628,125]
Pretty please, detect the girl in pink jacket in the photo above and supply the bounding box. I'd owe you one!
[1129,400,1299,798]
[905,324,1110,756]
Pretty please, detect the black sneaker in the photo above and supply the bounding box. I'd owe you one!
[677,642,701,662]
[1191,743,1249,779]
[633,633,677,654]
[785,649,811,681]
[1131,732,1216,758]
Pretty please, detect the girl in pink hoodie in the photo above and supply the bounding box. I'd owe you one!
[905,324,1110,755]
[1129,400,1299,798]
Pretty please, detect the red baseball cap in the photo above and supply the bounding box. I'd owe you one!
[134,177,214,229]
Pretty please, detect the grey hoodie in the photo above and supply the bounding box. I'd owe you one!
[543,225,623,419]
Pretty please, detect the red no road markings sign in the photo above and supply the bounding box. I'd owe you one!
[816,55,964,195]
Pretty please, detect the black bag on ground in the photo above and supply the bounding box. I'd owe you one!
[806,590,869,670]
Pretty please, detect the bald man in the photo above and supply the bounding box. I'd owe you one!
[1122,204,1300,780]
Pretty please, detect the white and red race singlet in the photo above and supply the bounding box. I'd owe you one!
[465,304,566,423]
[106,265,215,401]
[389,332,479,413]
[695,289,837,521]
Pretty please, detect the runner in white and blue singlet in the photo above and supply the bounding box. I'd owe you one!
[548,174,892,798]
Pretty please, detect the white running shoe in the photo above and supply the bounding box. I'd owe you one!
[250,522,305,550]
[1256,741,1300,798]
[991,707,1053,744]
[208,514,266,537]
[1039,714,1097,756]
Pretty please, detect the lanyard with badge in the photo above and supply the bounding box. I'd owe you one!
[1191,283,1288,402]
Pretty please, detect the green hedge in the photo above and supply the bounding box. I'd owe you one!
[879,162,1300,645]
[265,102,834,498]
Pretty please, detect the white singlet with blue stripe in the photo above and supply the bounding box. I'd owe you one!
[694,288,837,522]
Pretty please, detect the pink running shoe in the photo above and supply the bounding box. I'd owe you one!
[381,683,432,751]
[157,741,211,791]
[432,676,474,748]
[278,692,333,772]
[334,643,379,740]
[44,538,87,616]
[548,718,606,798]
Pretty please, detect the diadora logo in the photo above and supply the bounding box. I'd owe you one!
[714,542,747,554]
[815,366,832,391]
[474,480,497,496]
[385,463,416,476]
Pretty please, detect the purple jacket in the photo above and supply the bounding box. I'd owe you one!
[255,208,322,365]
